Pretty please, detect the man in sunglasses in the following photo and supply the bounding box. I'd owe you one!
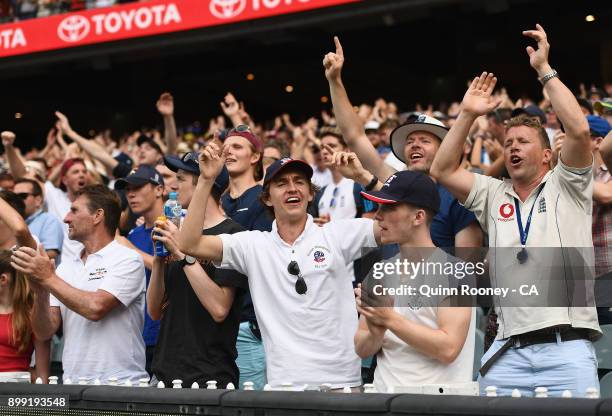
[13,178,64,262]
[177,143,382,390]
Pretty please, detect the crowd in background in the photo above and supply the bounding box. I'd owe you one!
[0,0,141,22]
[0,24,612,397]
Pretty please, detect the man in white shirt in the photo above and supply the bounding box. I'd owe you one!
[177,145,382,390]
[12,185,148,384]
[354,170,474,393]
[430,25,600,397]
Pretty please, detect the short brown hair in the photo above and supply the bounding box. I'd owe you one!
[75,185,121,235]
[259,177,319,218]
[505,114,551,150]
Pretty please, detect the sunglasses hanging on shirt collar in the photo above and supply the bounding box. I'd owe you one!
[288,260,307,295]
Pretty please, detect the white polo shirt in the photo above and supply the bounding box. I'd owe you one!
[373,251,475,392]
[463,159,600,338]
[216,215,377,388]
[44,181,83,262]
[49,240,148,383]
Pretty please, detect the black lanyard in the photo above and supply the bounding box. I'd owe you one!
[513,183,545,247]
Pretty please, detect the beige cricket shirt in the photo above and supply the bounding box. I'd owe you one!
[463,159,600,339]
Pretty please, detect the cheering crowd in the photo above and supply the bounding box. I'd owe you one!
[1,24,612,397]
[1,0,142,22]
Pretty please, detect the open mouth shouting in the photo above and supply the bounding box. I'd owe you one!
[409,151,424,163]
[509,154,523,168]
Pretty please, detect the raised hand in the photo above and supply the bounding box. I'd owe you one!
[323,36,344,82]
[1,131,15,147]
[522,24,551,75]
[323,144,368,182]
[55,111,73,135]
[220,92,240,117]
[156,92,174,116]
[199,142,226,181]
[461,72,502,117]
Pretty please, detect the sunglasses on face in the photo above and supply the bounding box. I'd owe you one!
[287,260,307,295]
[16,192,34,200]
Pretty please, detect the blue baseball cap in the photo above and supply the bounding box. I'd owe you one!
[263,158,313,187]
[588,115,611,138]
[164,152,229,194]
[511,105,546,124]
[361,170,440,213]
[114,165,164,190]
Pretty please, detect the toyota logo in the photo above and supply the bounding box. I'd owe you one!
[209,0,246,19]
[57,15,90,43]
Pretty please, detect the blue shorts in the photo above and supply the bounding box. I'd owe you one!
[478,334,599,397]
[236,321,266,390]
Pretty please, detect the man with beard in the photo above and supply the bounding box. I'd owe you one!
[324,37,482,250]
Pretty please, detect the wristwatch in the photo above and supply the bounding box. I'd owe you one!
[538,69,558,86]
[180,255,197,268]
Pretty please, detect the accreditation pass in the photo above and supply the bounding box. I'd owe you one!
[0,395,69,408]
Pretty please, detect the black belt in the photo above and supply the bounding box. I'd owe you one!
[479,326,591,377]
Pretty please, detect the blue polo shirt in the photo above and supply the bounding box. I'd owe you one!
[432,184,478,249]
[26,210,64,258]
[127,224,159,347]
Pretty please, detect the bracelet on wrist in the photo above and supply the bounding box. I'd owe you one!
[364,175,379,191]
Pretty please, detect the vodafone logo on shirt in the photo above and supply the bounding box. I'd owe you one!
[498,203,515,221]
[57,3,181,43]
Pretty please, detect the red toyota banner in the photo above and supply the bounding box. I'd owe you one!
[0,0,358,58]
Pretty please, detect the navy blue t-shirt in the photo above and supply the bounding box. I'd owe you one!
[431,184,477,248]
[221,185,272,233]
[221,185,273,322]
[127,225,160,347]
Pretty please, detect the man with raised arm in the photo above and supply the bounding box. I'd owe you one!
[176,143,382,390]
[3,130,86,261]
[430,25,600,397]
[324,37,482,250]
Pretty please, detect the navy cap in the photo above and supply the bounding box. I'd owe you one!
[137,135,163,155]
[114,165,164,190]
[263,158,313,187]
[587,115,611,138]
[164,153,199,175]
[511,105,546,124]
[361,170,440,213]
[164,153,229,194]
[114,152,133,167]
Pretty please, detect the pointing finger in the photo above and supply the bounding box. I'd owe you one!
[334,36,343,57]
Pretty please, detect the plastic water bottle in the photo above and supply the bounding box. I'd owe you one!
[164,192,182,228]
[153,216,169,257]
